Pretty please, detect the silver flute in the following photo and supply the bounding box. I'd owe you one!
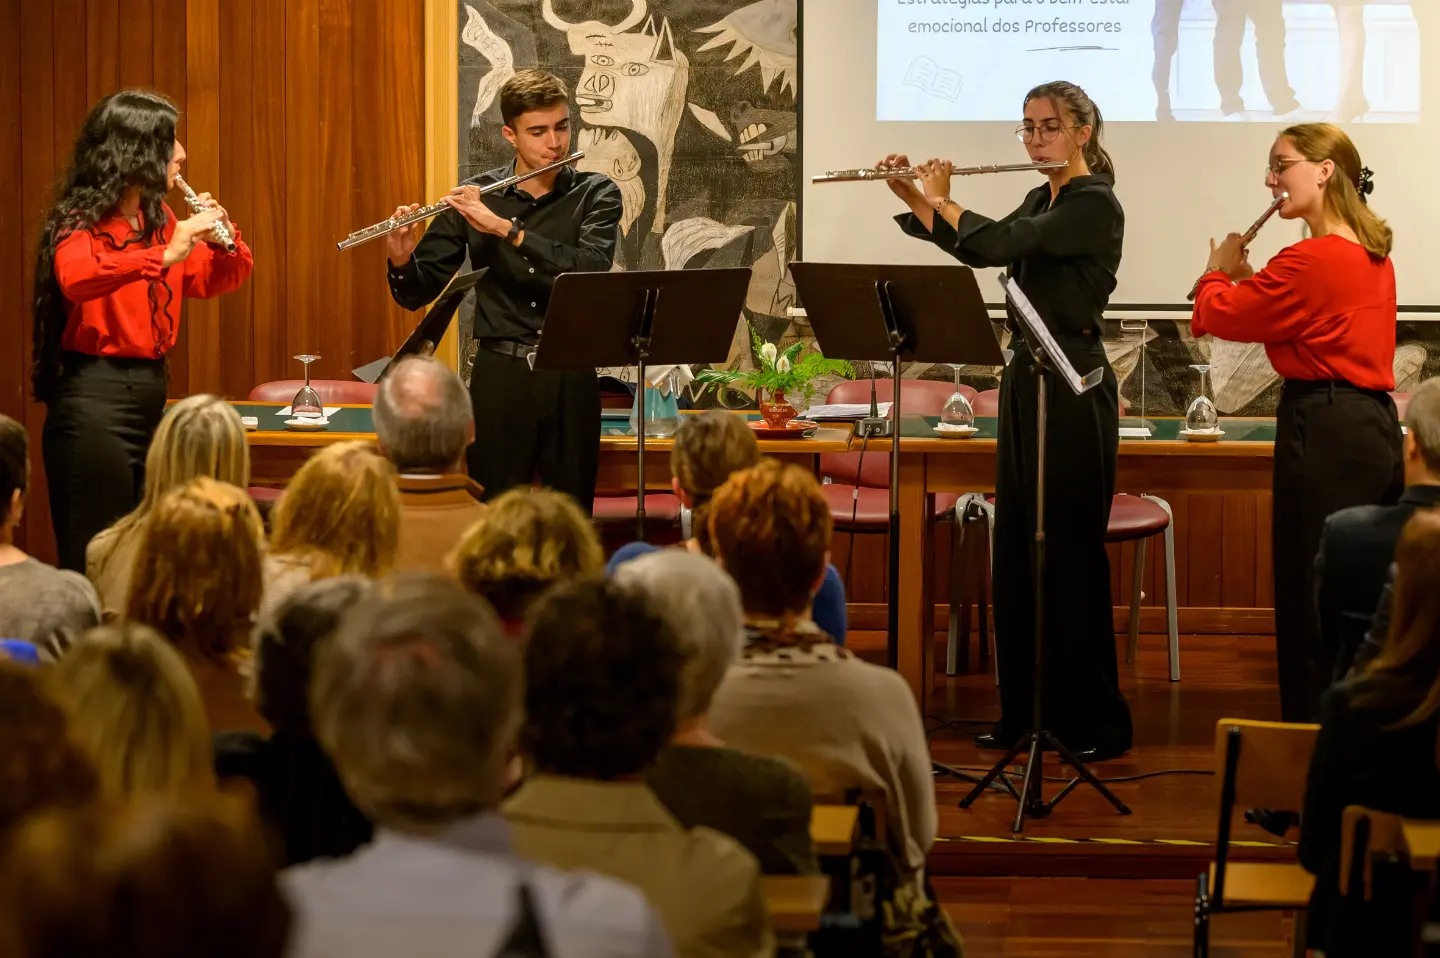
[812,160,1068,183]
[336,151,585,251]
[173,174,236,253]
[1186,192,1288,302]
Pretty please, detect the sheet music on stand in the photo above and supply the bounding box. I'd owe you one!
[999,275,1103,397]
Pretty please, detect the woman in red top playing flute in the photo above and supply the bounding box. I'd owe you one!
[30,90,253,571]
[1193,123,1401,724]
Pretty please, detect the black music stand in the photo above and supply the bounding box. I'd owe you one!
[788,263,1003,668]
[353,268,489,383]
[955,275,1131,833]
[535,268,751,539]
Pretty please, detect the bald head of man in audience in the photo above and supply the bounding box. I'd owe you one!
[373,356,474,475]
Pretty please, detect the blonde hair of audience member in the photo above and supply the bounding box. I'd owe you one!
[124,477,264,667]
[310,575,521,831]
[669,410,761,556]
[447,487,604,623]
[707,459,833,625]
[613,550,744,732]
[1364,509,1440,729]
[48,623,214,797]
[88,396,250,603]
[0,793,291,958]
[269,441,400,579]
[0,662,99,835]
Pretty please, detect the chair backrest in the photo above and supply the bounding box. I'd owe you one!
[972,388,1000,417]
[247,380,379,405]
[1392,391,1411,421]
[819,379,974,487]
[1212,719,1319,904]
[1339,805,1408,900]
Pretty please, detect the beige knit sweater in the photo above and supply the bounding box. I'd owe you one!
[707,641,937,881]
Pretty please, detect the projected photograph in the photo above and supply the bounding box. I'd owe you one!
[877,0,1423,123]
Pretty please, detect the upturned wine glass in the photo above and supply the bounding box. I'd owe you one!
[940,363,975,428]
[291,354,323,419]
[1185,363,1219,433]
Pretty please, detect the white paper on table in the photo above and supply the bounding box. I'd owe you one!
[800,402,893,421]
[1118,427,1151,438]
[275,406,340,417]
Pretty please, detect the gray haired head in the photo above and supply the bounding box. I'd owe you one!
[1407,378,1440,475]
[613,550,743,722]
[373,356,473,472]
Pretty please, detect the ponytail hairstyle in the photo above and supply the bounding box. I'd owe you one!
[1280,122,1391,259]
[1024,80,1114,177]
[31,90,179,403]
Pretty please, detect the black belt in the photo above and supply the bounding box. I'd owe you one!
[477,338,537,359]
[1281,379,1391,404]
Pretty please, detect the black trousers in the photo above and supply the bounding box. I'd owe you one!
[42,354,168,572]
[467,346,601,513]
[1212,0,1299,114]
[992,340,1133,753]
[1273,380,1401,722]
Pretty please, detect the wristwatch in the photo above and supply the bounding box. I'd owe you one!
[505,220,522,244]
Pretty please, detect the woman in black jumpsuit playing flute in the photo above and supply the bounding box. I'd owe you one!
[883,80,1134,761]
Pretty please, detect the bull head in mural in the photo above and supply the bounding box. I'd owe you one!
[542,0,690,235]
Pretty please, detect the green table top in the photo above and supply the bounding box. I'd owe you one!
[234,403,1278,445]
[898,415,1277,443]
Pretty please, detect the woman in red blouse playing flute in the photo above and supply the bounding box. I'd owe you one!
[1192,123,1401,725]
[30,90,253,571]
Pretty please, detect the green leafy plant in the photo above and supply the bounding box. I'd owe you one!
[694,324,854,408]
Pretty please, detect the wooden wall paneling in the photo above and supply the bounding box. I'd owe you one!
[1255,493,1275,608]
[18,3,58,559]
[1,0,24,421]
[155,0,189,396]
[423,0,460,369]
[250,0,289,389]
[1220,493,1259,608]
[283,0,322,377]
[311,0,356,380]
[1185,494,1225,607]
[348,0,426,370]
[51,0,89,173]
[118,0,156,90]
[182,0,223,396]
[214,0,255,400]
[85,0,120,106]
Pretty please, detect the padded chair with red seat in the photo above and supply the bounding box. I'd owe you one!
[821,378,974,646]
[247,380,379,405]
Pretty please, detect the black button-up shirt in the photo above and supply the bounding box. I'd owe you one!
[896,174,1124,348]
[387,163,623,345]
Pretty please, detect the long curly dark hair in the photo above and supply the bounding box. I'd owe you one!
[31,90,179,403]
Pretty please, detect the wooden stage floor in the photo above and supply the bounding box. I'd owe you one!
[845,630,1303,954]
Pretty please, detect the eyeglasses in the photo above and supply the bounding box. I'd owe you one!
[1265,157,1307,177]
[1015,124,1079,144]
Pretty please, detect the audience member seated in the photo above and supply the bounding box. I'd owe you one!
[47,623,214,796]
[373,356,487,573]
[264,441,400,616]
[215,576,374,866]
[606,410,848,645]
[705,461,952,941]
[283,575,671,958]
[125,477,267,733]
[0,415,99,657]
[1317,376,1440,681]
[86,395,250,619]
[505,576,771,958]
[0,662,98,836]
[448,488,604,635]
[616,550,818,876]
[1301,508,1440,957]
[0,794,291,958]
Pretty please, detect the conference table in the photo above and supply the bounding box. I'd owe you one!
[238,402,1278,716]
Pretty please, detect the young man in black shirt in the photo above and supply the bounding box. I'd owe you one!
[384,70,622,512]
